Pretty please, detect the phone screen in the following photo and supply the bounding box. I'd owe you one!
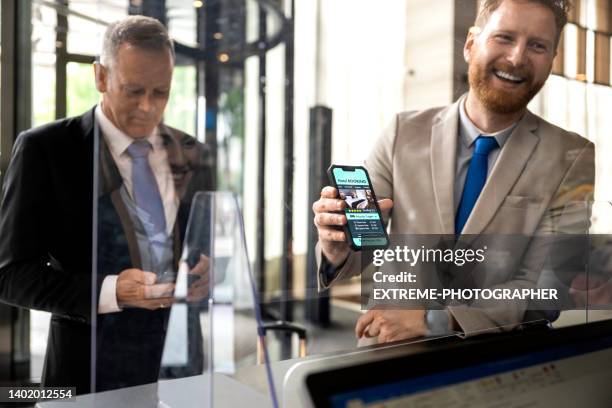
[331,166,389,249]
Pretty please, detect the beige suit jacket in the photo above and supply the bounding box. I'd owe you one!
[317,98,595,336]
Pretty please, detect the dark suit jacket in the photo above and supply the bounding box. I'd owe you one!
[0,108,206,393]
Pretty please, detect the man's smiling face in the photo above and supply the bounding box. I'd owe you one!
[465,0,558,114]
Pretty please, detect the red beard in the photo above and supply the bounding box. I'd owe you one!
[468,58,545,114]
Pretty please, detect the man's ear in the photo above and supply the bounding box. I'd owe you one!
[464,26,482,64]
[94,62,108,93]
[464,31,474,64]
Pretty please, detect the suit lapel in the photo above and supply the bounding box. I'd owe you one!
[430,101,461,234]
[96,116,123,196]
[461,111,540,240]
[110,190,142,269]
[79,107,96,140]
[78,108,96,210]
[81,105,123,196]
[99,140,123,195]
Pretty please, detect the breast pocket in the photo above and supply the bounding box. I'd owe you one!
[492,195,544,234]
[501,195,543,210]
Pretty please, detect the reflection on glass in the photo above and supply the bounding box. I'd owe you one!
[165,65,197,136]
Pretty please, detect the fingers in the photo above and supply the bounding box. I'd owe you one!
[187,287,209,302]
[119,269,157,285]
[365,318,382,338]
[189,273,209,289]
[134,297,176,310]
[141,271,157,285]
[378,198,394,212]
[317,226,346,242]
[313,186,348,249]
[189,255,211,290]
[143,283,175,299]
[355,311,376,339]
[378,330,393,344]
[190,255,210,276]
[312,197,345,214]
[117,270,176,310]
[320,186,338,198]
[314,212,347,228]
[314,207,347,243]
[187,266,210,301]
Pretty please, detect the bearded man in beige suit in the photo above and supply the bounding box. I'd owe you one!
[313,0,595,344]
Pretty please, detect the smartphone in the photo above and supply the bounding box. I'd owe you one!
[327,165,389,251]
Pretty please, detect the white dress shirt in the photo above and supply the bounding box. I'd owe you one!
[96,104,179,314]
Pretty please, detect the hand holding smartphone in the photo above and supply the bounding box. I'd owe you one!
[327,165,389,251]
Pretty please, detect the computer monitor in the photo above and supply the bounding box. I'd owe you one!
[306,320,612,408]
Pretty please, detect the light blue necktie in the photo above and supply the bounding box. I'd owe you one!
[126,140,167,241]
[455,136,498,234]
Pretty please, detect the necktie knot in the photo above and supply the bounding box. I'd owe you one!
[474,136,498,156]
[126,140,152,159]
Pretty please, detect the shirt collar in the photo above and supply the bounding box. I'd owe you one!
[95,104,161,157]
[458,96,519,149]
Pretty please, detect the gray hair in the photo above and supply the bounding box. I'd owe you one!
[99,15,175,67]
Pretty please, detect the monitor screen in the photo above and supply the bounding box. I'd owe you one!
[327,336,612,407]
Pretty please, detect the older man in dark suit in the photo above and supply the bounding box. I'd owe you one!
[0,16,208,394]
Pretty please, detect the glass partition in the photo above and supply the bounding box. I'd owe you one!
[91,119,278,404]
[75,1,292,405]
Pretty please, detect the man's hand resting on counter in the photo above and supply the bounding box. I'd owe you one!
[356,309,428,343]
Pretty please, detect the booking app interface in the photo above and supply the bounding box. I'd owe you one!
[332,167,388,247]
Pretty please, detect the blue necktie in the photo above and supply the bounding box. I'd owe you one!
[126,140,167,240]
[455,136,498,234]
